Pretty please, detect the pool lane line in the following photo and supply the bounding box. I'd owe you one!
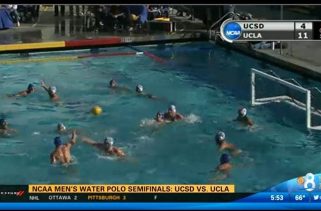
[77,51,141,59]
[127,45,166,64]
[0,51,142,65]
[0,55,79,65]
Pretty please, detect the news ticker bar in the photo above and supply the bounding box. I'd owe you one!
[220,20,321,42]
[1,185,321,202]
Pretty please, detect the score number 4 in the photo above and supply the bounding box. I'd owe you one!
[297,23,308,39]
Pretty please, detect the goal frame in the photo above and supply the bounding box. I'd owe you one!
[250,68,321,130]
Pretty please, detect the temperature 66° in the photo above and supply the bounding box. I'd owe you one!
[295,195,305,201]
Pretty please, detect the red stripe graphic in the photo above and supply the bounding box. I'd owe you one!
[65,37,122,48]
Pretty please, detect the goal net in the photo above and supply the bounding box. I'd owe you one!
[251,68,321,130]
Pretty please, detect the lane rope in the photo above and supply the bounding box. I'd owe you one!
[0,51,142,65]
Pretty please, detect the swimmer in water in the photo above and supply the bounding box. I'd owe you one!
[109,79,131,93]
[0,118,16,136]
[214,153,232,180]
[235,107,253,127]
[41,80,60,101]
[50,130,77,165]
[109,79,117,88]
[56,123,79,135]
[7,83,35,98]
[81,136,125,158]
[136,84,157,99]
[163,105,184,122]
[155,112,165,123]
[215,131,241,156]
[56,122,69,135]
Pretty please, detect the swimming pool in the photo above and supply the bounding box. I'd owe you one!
[0,42,321,192]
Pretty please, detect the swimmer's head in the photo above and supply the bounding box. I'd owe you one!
[49,86,57,94]
[238,107,247,117]
[220,153,230,165]
[155,112,163,121]
[0,118,8,129]
[168,105,176,113]
[136,84,143,93]
[27,83,34,93]
[109,79,117,88]
[57,123,66,132]
[54,136,63,147]
[104,137,114,147]
[215,131,226,144]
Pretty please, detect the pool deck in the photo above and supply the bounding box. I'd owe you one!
[2,6,321,82]
[216,40,321,82]
[0,8,206,53]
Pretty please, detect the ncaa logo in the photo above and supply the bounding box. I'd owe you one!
[222,22,242,42]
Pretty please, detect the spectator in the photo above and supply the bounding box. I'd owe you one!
[0,6,14,30]
[76,5,85,17]
[127,5,148,31]
[70,5,85,17]
[109,5,131,31]
[54,5,65,17]
[3,5,19,27]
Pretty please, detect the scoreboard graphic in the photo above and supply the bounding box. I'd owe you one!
[220,19,321,42]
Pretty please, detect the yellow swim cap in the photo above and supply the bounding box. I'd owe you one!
[92,106,103,115]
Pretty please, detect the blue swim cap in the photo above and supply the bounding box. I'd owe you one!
[27,83,34,90]
[0,118,6,125]
[54,137,62,147]
[220,153,230,164]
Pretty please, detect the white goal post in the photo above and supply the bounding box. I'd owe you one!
[251,68,321,131]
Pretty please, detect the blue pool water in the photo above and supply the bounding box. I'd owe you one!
[0,42,321,192]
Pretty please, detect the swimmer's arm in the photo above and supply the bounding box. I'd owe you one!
[8,128,17,133]
[247,119,254,127]
[0,128,17,135]
[66,130,77,148]
[146,93,157,99]
[7,90,26,98]
[40,80,50,92]
[50,152,56,164]
[115,148,126,157]
[213,167,229,180]
[81,136,98,145]
[233,116,240,122]
[176,113,184,120]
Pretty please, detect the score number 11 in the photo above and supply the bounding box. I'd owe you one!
[297,23,308,39]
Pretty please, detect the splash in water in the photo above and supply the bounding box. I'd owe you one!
[140,119,159,127]
[184,113,202,124]
[96,153,118,161]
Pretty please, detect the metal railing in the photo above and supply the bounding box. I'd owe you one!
[208,11,239,40]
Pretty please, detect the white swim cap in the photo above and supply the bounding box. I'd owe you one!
[239,108,247,117]
[104,137,114,146]
[169,105,176,113]
[57,123,66,131]
[50,86,57,94]
[136,84,143,93]
[216,131,225,141]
